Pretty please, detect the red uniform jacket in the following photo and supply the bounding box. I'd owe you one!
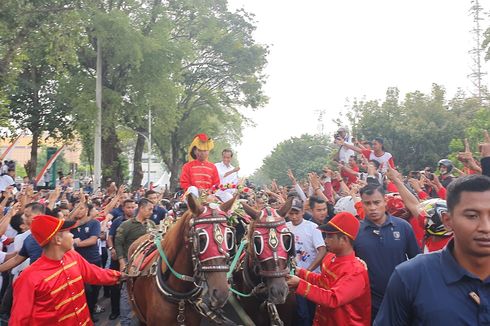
[296,252,371,326]
[180,160,220,190]
[11,250,120,326]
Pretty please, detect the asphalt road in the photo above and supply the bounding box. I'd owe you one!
[93,293,243,326]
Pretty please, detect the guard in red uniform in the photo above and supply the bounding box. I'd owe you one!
[11,215,125,326]
[180,133,220,190]
[287,212,371,326]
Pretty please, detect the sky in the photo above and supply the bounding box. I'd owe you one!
[227,0,490,176]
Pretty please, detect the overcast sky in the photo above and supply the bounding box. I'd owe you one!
[227,0,490,176]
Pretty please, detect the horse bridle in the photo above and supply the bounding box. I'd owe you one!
[188,206,235,276]
[250,208,295,278]
[153,206,236,325]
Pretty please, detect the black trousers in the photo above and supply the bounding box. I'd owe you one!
[101,248,111,297]
[109,259,121,314]
[85,260,102,315]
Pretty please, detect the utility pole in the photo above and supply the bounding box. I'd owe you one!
[469,0,487,104]
[147,108,152,187]
[94,38,102,191]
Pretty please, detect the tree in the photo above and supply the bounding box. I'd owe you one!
[6,7,83,178]
[151,0,269,190]
[344,84,481,172]
[255,134,333,185]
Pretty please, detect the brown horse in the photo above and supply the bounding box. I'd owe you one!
[127,194,237,326]
[230,200,296,326]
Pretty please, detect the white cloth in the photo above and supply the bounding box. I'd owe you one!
[286,219,325,273]
[215,162,238,185]
[338,135,355,164]
[12,230,31,280]
[4,224,17,253]
[0,174,14,191]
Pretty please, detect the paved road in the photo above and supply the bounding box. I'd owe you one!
[94,294,242,326]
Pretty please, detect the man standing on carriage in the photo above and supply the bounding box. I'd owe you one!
[180,133,220,190]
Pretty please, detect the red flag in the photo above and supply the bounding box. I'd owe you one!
[0,133,23,161]
[35,145,65,185]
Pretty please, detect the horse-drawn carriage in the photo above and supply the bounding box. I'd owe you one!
[125,191,296,326]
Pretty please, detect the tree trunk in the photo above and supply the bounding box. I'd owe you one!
[131,133,145,190]
[169,133,184,191]
[101,124,124,186]
[26,131,39,180]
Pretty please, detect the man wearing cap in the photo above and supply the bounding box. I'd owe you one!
[286,198,327,326]
[10,214,125,325]
[180,133,220,190]
[287,212,371,326]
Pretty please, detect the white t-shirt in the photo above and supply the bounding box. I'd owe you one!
[0,174,14,191]
[286,219,325,272]
[338,135,355,164]
[215,162,239,185]
[12,230,31,280]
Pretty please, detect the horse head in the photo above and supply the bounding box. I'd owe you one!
[242,198,294,304]
[186,193,237,309]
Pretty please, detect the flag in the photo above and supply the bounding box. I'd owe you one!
[35,145,65,185]
[0,133,23,161]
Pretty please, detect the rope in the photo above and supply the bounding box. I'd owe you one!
[154,233,195,282]
[227,239,248,279]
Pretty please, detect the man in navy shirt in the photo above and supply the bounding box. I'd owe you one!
[354,184,420,321]
[106,198,135,320]
[375,174,490,325]
[145,190,167,224]
[71,203,102,322]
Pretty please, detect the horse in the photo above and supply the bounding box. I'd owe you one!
[126,193,237,325]
[230,199,296,326]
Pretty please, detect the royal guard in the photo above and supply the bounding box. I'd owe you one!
[11,215,126,325]
[287,212,371,326]
[180,133,220,190]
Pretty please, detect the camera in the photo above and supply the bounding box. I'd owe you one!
[426,172,435,181]
[334,133,341,140]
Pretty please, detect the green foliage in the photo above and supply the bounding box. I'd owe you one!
[255,134,333,185]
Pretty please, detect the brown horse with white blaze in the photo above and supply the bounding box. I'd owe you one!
[127,194,237,326]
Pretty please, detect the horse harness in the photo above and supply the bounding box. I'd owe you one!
[127,206,236,326]
[232,207,296,326]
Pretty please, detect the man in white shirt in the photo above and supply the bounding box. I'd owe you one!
[0,168,15,192]
[335,127,355,164]
[286,198,327,326]
[214,149,240,201]
[215,149,239,185]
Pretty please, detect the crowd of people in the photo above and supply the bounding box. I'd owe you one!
[0,129,488,325]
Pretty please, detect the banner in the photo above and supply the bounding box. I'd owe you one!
[34,145,65,185]
[0,133,23,161]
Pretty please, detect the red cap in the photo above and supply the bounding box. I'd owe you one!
[318,212,360,240]
[31,215,78,247]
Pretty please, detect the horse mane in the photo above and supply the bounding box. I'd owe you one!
[245,218,258,258]
[161,209,192,262]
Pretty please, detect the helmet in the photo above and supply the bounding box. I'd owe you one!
[385,193,411,220]
[334,196,357,216]
[418,199,452,237]
[437,159,453,174]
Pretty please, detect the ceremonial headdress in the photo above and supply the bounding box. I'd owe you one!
[187,133,214,161]
[31,214,78,247]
